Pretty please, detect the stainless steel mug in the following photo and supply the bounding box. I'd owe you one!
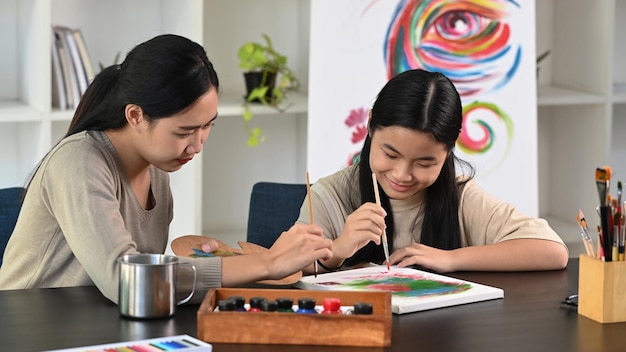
[118,253,196,319]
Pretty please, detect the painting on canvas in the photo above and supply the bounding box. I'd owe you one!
[296,266,504,314]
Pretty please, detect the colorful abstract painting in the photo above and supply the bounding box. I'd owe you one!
[309,0,538,216]
[297,266,503,314]
[384,0,521,97]
[311,271,472,298]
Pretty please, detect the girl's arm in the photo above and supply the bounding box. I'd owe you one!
[390,238,568,273]
[390,179,569,272]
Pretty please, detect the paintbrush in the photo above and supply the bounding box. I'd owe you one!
[576,209,596,258]
[612,197,618,259]
[596,166,613,261]
[618,182,623,261]
[306,171,318,277]
[613,195,622,261]
[371,172,390,270]
[595,166,611,206]
[597,225,605,260]
[617,202,626,261]
[615,202,626,261]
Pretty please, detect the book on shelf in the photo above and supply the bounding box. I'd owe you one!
[71,28,95,84]
[64,27,88,94]
[296,265,504,314]
[52,26,80,109]
[51,25,95,110]
[52,28,76,109]
[50,30,67,110]
[614,82,626,93]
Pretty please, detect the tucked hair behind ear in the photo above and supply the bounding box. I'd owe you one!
[25,34,219,191]
[67,34,219,137]
[343,69,474,267]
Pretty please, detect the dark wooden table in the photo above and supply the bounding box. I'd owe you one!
[1,258,624,352]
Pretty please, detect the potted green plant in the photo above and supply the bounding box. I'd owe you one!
[238,34,300,146]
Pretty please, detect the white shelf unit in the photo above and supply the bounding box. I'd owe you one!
[536,0,623,256]
[0,0,209,246]
[0,0,50,188]
[0,0,310,249]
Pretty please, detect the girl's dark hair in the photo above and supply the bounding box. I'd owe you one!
[67,34,219,136]
[343,69,474,267]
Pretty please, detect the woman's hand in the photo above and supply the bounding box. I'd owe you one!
[332,202,387,261]
[200,238,220,253]
[265,224,333,280]
[389,243,456,273]
[220,224,332,286]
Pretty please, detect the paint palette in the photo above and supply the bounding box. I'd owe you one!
[170,235,302,285]
[197,288,392,347]
[43,335,212,351]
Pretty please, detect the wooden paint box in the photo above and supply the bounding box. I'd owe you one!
[197,288,392,347]
[578,254,626,323]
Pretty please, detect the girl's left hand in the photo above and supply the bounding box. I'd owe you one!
[389,243,456,273]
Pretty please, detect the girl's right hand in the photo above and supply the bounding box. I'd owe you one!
[332,202,386,260]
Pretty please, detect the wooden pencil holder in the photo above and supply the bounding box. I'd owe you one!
[197,287,392,347]
[578,254,626,323]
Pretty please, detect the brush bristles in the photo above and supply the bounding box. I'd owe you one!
[578,209,588,228]
[596,166,612,181]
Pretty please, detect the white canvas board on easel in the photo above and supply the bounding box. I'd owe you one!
[308,0,538,216]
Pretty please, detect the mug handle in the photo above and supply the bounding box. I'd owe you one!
[177,262,197,305]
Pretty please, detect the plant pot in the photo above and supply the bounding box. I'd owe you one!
[244,71,276,103]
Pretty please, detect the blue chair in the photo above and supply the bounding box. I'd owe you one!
[246,182,308,249]
[0,187,25,266]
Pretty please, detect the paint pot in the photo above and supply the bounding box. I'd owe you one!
[261,300,278,312]
[228,296,247,311]
[276,297,295,313]
[296,298,318,314]
[353,302,373,315]
[218,299,237,312]
[249,296,267,312]
[118,253,196,319]
[321,298,342,314]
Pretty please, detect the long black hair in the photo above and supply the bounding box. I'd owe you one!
[343,69,474,267]
[67,34,219,135]
[26,34,219,190]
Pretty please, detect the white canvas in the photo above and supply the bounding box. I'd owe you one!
[308,0,538,216]
[296,265,504,314]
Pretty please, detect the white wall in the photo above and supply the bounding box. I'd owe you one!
[200,0,310,246]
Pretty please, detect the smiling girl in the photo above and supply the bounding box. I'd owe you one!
[298,69,568,274]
